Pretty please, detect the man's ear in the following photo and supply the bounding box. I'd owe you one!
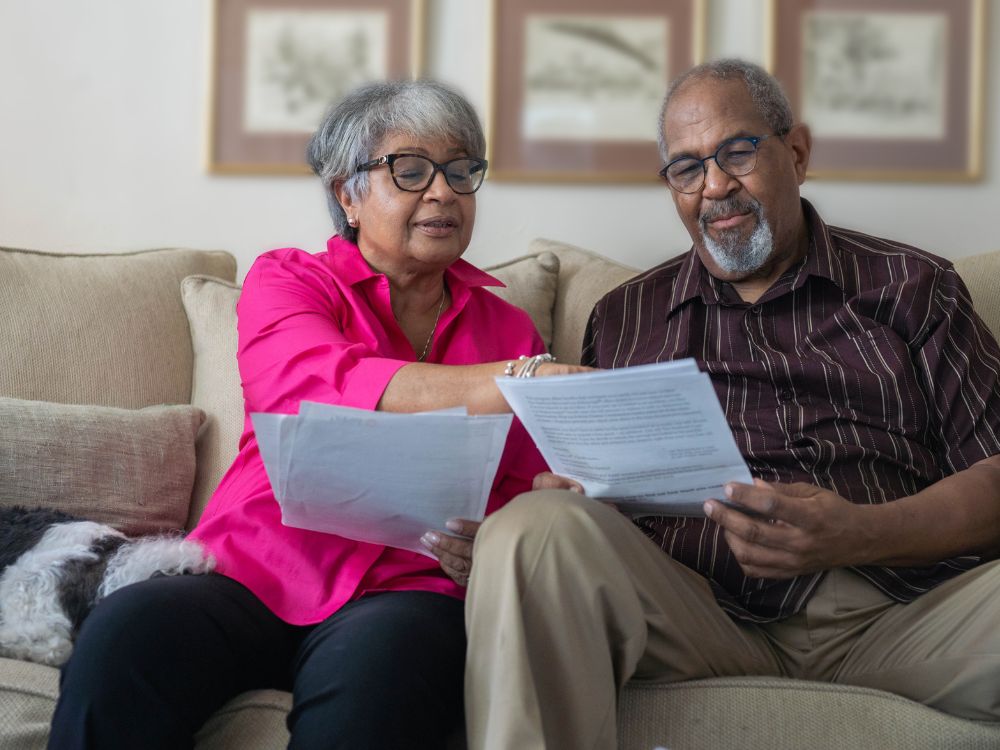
[784,124,812,185]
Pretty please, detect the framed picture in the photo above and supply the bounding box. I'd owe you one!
[766,0,986,180]
[207,0,425,174]
[488,0,706,182]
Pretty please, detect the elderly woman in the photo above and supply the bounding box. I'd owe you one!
[48,80,583,750]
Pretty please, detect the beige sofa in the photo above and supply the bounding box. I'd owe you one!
[3,239,1000,750]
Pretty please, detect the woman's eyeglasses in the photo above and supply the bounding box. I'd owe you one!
[356,154,488,194]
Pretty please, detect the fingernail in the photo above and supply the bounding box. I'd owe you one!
[445,519,462,532]
[703,501,715,518]
[421,532,439,548]
[724,484,734,498]
[569,485,582,494]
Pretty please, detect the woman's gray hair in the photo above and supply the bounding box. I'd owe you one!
[657,59,794,162]
[307,79,486,243]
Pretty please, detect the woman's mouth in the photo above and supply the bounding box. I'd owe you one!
[416,218,458,236]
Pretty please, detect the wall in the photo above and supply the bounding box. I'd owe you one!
[0,0,996,278]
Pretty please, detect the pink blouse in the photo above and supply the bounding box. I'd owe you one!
[191,236,547,625]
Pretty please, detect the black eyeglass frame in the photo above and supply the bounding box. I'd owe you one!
[658,133,783,193]
[356,153,489,195]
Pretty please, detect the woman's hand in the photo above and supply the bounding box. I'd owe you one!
[420,518,481,587]
[535,362,595,378]
[532,471,585,493]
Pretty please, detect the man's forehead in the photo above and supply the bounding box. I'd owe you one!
[663,78,765,152]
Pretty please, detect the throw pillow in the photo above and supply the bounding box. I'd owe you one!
[485,251,560,350]
[181,275,245,526]
[0,397,205,536]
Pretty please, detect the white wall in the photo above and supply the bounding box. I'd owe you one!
[0,0,996,279]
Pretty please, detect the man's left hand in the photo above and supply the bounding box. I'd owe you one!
[704,479,868,579]
[420,518,481,587]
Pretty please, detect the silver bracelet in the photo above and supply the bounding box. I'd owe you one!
[515,353,555,378]
[503,360,516,377]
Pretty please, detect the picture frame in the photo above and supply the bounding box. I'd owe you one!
[488,0,706,182]
[766,0,986,181]
[207,0,425,175]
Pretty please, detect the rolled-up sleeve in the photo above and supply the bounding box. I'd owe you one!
[236,250,408,414]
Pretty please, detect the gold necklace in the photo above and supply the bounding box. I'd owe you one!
[418,287,447,362]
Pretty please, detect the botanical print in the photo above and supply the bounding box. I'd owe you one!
[801,10,946,140]
[243,9,388,133]
[522,14,668,142]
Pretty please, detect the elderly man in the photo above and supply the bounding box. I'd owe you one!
[461,59,1000,749]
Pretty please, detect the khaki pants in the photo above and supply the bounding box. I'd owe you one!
[464,490,1000,750]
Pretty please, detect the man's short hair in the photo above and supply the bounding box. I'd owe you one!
[657,59,794,161]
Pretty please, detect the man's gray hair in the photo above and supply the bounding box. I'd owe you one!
[657,59,794,162]
[307,79,486,243]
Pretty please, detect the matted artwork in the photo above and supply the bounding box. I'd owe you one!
[767,0,985,180]
[490,0,706,182]
[207,0,424,174]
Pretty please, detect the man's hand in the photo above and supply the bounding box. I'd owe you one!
[703,478,869,579]
[420,518,481,587]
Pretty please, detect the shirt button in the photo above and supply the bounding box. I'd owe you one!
[750,305,762,314]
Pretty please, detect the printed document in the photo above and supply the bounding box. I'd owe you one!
[252,403,512,556]
[495,360,752,515]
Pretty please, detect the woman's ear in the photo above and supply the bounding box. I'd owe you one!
[784,124,812,185]
[332,180,353,212]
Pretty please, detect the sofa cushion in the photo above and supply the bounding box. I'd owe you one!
[181,276,245,527]
[526,239,639,364]
[0,397,204,536]
[0,656,57,750]
[0,246,236,410]
[953,250,1000,341]
[484,250,560,350]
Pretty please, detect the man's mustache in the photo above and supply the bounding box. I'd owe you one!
[699,196,762,227]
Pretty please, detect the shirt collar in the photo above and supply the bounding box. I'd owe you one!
[324,235,504,292]
[665,198,849,313]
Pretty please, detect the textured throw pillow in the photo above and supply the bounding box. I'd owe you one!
[485,250,560,350]
[0,397,205,536]
[181,275,245,526]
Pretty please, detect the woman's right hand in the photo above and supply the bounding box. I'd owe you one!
[534,362,595,378]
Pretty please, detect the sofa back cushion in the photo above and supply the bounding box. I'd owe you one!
[0,246,236,409]
[954,250,1000,341]
[527,239,639,364]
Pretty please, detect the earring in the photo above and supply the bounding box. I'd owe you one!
[348,217,358,228]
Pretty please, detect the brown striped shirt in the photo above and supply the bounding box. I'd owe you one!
[582,200,1000,621]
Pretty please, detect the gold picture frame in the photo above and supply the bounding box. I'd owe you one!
[488,0,706,182]
[766,0,986,181]
[207,0,425,175]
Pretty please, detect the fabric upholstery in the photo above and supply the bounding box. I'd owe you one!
[526,239,638,364]
[0,657,57,750]
[483,250,560,350]
[618,678,1000,750]
[181,276,245,527]
[0,246,236,410]
[954,250,1000,339]
[0,397,204,536]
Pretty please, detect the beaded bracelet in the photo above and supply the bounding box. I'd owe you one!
[503,353,555,378]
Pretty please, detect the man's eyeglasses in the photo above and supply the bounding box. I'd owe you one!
[356,153,488,195]
[659,134,780,194]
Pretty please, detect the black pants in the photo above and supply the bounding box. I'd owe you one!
[48,574,466,749]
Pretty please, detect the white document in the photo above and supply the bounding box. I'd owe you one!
[251,404,513,556]
[495,360,752,516]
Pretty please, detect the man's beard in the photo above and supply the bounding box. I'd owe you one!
[699,196,774,276]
